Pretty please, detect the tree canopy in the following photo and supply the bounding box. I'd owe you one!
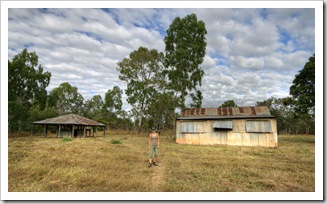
[47,82,84,116]
[8,19,315,135]
[290,54,315,115]
[219,100,238,108]
[116,47,165,130]
[8,49,51,132]
[164,13,207,108]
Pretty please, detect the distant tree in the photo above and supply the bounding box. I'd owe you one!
[29,106,57,133]
[103,86,123,129]
[116,47,165,131]
[290,54,315,115]
[189,90,203,108]
[146,91,177,130]
[8,49,51,132]
[164,13,207,109]
[219,100,238,108]
[104,86,123,114]
[48,82,84,116]
[256,97,314,134]
[84,95,104,120]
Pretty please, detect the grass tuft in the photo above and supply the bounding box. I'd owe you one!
[61,136,73,142]
[110,139,122,144]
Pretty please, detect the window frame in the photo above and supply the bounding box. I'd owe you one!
[245,120,272,133]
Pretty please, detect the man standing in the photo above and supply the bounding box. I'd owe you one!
[148,127,159,167]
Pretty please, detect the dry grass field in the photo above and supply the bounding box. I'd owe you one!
[8,132,315,192]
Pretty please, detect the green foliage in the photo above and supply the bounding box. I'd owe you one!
[256,97,314,134]
[110,139,122,144]
[290,54,315,115]
[164,13,207,108]
[48,82,84,115]
[116,47,165,130]
[8,49,51,132]
[145,91,178,130]
[219,100,238,108]
[62,136,73,142]
[83,95,104,119]
[8,101,30,132]
[29,106,58,133]
[104,86,123,114]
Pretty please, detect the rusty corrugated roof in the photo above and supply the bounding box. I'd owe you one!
[178,106,274,119]
[33,114,105,126]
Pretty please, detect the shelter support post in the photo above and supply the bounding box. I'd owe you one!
[58,124,61,138]
[71,125,75,138]
[45,124,48,137]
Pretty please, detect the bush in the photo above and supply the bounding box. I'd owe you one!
[110,139,122,144]
[62,136,73,142]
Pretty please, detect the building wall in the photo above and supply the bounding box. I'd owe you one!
[176,119,278,147]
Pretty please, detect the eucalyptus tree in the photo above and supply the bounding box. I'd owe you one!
[164,13,207,109]
[84,95,104,120]
[103,86,123,129]
[290,54,315,116]
[104,86,123,114]
[146,91,177,130]
[8,49,51,132]
[219,100,238,108]
[116,47,165,131]
[47,82,84,116]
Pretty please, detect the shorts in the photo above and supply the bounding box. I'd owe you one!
[148,145,159,159]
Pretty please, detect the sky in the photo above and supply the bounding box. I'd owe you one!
[1,1,324,201]
[7,4,316,111]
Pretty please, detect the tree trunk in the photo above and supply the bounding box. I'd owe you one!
[137,112,143,133]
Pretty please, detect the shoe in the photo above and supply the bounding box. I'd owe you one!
[148,163,152,167]
[153,162,158,166]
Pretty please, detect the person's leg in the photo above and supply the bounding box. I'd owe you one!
[148,146,154,167]
[152,147,159,166]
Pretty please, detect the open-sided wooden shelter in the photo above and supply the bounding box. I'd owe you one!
[32,114,106,137]
[175,106,278,147]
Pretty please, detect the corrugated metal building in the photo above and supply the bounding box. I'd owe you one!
[32,114,106,137]
[176,106,278,147]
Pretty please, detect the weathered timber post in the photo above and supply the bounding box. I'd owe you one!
[58,124,61,138]
[71,125,75,138]
[45,124,48,137]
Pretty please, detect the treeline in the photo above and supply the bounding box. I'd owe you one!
[219,54,315,135]
[9,14,207,133]
[8,13,315,135]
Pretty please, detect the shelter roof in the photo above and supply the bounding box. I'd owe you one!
[178,106,274,120]
[32,114,105,126]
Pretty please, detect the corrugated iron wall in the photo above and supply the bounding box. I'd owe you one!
[176,119,278,147]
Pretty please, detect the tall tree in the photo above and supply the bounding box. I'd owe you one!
[104,86,123,114]
[116,47,165,131]
[48,82,84,116]
[164,13,207,108]
[219,100,238,108]
[290,54,315,115]
[146,91,177,130]
[103,86,123,129]
[8,49,51,132]
[84,95,104,120]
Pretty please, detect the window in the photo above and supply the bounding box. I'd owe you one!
[181,121,204,133]
[246,120,272,133]
[212,121,233,130]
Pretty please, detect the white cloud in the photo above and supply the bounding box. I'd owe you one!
[7,8,315,111]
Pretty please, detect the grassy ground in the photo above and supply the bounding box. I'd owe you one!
[8,132,315,192]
